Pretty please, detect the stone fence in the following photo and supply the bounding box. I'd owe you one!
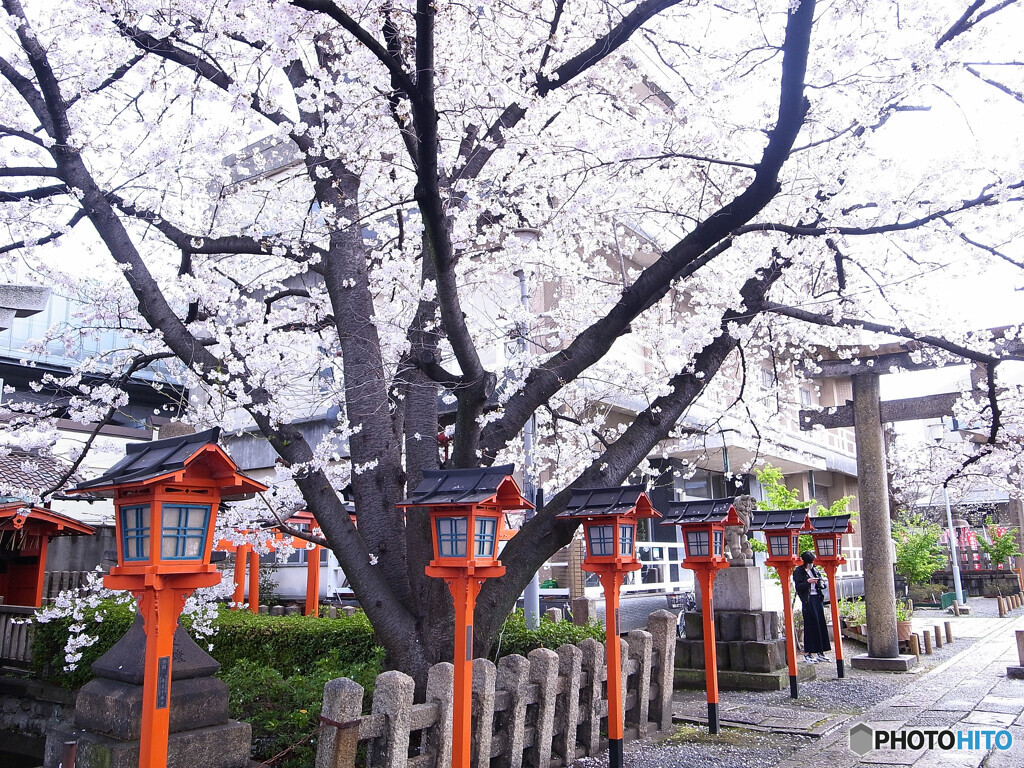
[316,610,678,768]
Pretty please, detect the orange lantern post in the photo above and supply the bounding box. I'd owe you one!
[661,498,741,734]
[70,428,266,768]
[749,509,812,699]
[399,466,532,768]
[557,486,661,768]
[811,514,855,678]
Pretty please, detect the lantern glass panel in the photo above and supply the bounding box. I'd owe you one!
[618,523,635,557]
[474,515,498,558]
[686,530,710,558]
[815,536,835,557]
[713,530,723,556]
[836,537,843,557]
[436,516,468,558]
[791,534,799,555]
[121,505,151,561]
[587,524,615,558]
[161,504,211,560]
[768,533,790,558]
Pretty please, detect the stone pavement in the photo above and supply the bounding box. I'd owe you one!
[669,606,1024,766]
[777,610,1024,767]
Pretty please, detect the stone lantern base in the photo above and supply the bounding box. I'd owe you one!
[43,615,252,768]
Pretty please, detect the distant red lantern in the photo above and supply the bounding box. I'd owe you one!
[810,514,855,677]
[661,497,740,734]
[749,509,812,698]
[558,486,661,768]
[400,466,532,768]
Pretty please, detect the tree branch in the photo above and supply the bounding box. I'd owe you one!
[0,208,86,255]
[479,0,817,461]
[761,301,1024,365]
[0,183,69,202]
[734,180,1024,238]
[290,0,415,94]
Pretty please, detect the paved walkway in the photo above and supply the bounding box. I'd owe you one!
[667,606,1024,766]
[778,611,1024,766]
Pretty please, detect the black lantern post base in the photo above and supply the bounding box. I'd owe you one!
[707,702,719,734]
[789,675,798,699]
[837,659,845,678]
[609,738,623,768]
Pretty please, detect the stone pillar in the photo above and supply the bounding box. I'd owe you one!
[851,373,905,667]
[316,678,364,768]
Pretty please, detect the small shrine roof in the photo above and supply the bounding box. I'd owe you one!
[0,502,95,536]
[661,497,737,525]
[749,508,812,532]
[810,514,855,535]
[559,485,660,519]
[71,427,266,499]
[398,465,532,510]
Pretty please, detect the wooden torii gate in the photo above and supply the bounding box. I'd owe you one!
[797,335,1024,670]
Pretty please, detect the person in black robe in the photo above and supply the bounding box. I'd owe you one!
[793,550,831,662]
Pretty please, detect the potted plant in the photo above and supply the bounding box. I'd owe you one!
[895,600,913,642]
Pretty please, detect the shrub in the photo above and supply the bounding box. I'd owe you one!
[221,651,382,768]
[31,597,136,689]
[32,603,381,686]
[977,517,1022,568]
[907,582,947,604]
[491,609,605,659]
[892,513,946,586]
[210,608,379,676]
[837,599,866,626]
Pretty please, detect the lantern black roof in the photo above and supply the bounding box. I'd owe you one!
[558,485,660,519]
[70,427,265,502]
[749,508,812,532]
[810,514,854,535]
[661,497,736,525]
[398,464,532,509]
[74,427,224,491]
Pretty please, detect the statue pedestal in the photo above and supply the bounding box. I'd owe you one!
[678,565,816,690]
[697,565,762,612]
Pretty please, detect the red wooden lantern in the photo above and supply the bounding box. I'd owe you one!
[660,497,740,734]
[558,486,661,768]
[810,513,855,677]
[749,508,812,698]
[70,427,266,768]
[399,465,532,768]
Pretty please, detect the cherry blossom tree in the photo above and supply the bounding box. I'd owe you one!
[1,0,1023,684]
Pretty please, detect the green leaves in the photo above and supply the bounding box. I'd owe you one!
[892,512,946,586]
[492,609,605,659]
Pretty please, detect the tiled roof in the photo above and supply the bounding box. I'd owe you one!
[560,485,660,519]
[749,508,812,531]
[661,497,736,525]
[0,450,81,499]
[810,514,854,535]
[73,427,222,490]
[399,464,529,508]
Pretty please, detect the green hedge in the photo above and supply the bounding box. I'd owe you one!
[31,602,381,687]
[30,599,136,689]
[493,609,605,658]
[210,608,380,676]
